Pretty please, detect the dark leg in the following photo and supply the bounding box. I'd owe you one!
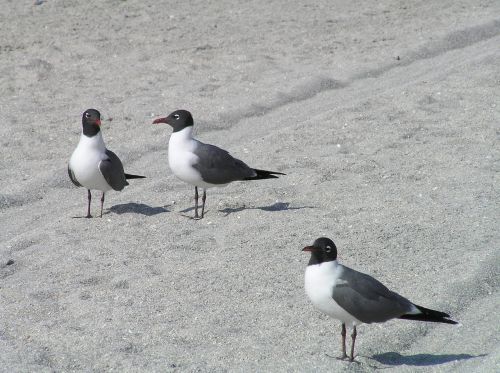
[86,189,92,218]
[100,192,105,218]
[194,186,199,219]
[349,326,357,362]
[200,189,207,218]
[340,323,348,359]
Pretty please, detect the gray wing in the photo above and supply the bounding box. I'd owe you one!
[99,149,129,191]
[333,265,414,324]
[192,142,256,184]
[67,165,82,187]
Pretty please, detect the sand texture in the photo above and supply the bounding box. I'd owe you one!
[1,0,499,371]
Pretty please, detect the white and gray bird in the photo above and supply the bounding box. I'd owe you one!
[68,109,145,218]
[153,110,284,219]
[303,237,457,362]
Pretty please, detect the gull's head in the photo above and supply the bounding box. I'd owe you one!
[153,109,193,132]
[81,108,101,136]
[302,237,338,264]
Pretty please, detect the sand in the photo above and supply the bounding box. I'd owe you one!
[1,0,499,371]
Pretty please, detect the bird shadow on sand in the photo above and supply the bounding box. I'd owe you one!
[108,203,170,216]
[368,352,485,367]
[177,207,206,220]
[176,202,314,219]
[219,202,316,216]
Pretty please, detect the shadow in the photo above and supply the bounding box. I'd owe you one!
[219,202,315,216]
[178,206,209,220]
[176,202,314,218]
[108,203,170,216]
[370,352,485,367]
[325,353,361,365]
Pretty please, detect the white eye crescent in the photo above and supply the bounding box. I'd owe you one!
[85,112,91,118]
[325,246,332,253]
[174,114,180,119]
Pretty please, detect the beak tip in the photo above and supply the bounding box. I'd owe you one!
[152,117,168,124]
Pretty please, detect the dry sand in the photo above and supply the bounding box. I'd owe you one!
[1,0,499,371]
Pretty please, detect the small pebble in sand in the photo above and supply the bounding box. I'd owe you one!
[6,259,14,266]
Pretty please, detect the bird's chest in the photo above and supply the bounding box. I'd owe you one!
[305,263,360,325]
[69,146,110,191]
[305,264,338,306]
[168,137,204,185]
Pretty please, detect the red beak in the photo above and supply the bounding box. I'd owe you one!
[95,119,102,126]
[302,246,316,252]
[152,117,168,124]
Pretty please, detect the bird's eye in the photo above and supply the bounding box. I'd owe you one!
[174,114,180,119]
[325,246,332,253]
[85,112,91,118]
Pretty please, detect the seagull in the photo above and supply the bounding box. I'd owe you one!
[303,237,457,362]
[152,110,284,219]
[68,109,145,218]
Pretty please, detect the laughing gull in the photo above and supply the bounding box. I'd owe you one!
[303,237,457,362]
[68,109,145,218]
[152,110,284,219]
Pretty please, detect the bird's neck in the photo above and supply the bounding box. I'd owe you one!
[79,131,106,152]
[305,260,341,284]
[169,126,195,147]
[308,255,338,267]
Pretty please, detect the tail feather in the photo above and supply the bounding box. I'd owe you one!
[244,169,286,181]
[399,304,457,324]
[125,173,146,180]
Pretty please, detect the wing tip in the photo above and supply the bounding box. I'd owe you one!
[400,304,458,324]
[124,173,146,179]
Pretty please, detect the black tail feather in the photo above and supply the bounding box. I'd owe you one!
[244,169,286,181]
[125,173,146,179]
[399,304,458,324]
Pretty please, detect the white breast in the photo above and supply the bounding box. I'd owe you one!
[69,133,112,192]
[304,261,361,326]
[168,127,216,188]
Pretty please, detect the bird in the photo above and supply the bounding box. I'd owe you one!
[68,109,145,218]
[302,237,457,362]
[152,110,284,219]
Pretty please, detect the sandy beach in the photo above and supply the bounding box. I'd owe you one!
[1,0,499,371]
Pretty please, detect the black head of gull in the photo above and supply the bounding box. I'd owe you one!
[82,108,102,137]
[153,109,193,133]
[302,237,338,265]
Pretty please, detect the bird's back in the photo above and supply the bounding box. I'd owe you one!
[192,141,255,184]
[332,264,414,324]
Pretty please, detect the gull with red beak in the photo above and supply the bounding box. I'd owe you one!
[303,237,457,362]
[153,109,284,219]
[68,109,145,218]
